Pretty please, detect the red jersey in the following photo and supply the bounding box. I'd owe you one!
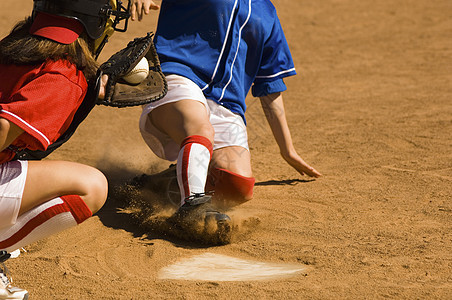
[0,59,87,163]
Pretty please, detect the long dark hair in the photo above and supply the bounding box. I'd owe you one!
[0,17,98,80]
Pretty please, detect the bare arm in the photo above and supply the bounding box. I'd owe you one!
[259,93,321,178]
[130,0,160,21]
[0,118,24,152]
[97,74,109,100]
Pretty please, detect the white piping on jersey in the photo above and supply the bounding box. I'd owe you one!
[218,0,252,102]
[201,0,238,92]
[255,68,296,79]
[0,110,50,146]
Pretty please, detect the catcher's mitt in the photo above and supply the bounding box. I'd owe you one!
[96,32,167,107]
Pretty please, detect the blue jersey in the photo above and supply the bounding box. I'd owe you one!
[154,0,297,122]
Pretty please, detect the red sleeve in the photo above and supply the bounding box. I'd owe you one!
[0,72,85,150]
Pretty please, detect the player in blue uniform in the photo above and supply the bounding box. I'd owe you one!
[138,0,321,240]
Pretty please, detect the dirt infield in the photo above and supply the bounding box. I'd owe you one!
[1,0,451,299]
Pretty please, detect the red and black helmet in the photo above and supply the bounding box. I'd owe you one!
[32,0,130,40]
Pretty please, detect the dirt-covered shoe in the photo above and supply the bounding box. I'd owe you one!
[168,194,232,245]
[0,251,28,300]
[130,164,180,206]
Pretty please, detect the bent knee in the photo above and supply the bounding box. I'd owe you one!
[206,168,255,208]
[199,124,215,143]
[81,168,108,213]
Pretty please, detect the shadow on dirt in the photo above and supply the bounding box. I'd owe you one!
[255,178,316,186]
[95,164,260,248]
[95,164,186,245]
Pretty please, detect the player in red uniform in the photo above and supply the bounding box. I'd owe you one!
[0,1,143,299]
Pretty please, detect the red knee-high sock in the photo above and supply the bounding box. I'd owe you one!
[206,167,255,208]
[177,135,213,206]
[0,195,92,253]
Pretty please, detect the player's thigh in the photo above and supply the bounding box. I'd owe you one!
[21,160,107,214]
[211,146,253,177]
[150,99,214,144]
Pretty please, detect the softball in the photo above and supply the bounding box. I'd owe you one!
[122,57,149,84]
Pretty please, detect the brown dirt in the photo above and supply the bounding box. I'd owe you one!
[1,0,451,299]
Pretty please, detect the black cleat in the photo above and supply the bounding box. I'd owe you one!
[168,194,232,245]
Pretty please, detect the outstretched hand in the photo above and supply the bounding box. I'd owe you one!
[130,0,160,21]
[258,93,322,179]
[281,151,322,178]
